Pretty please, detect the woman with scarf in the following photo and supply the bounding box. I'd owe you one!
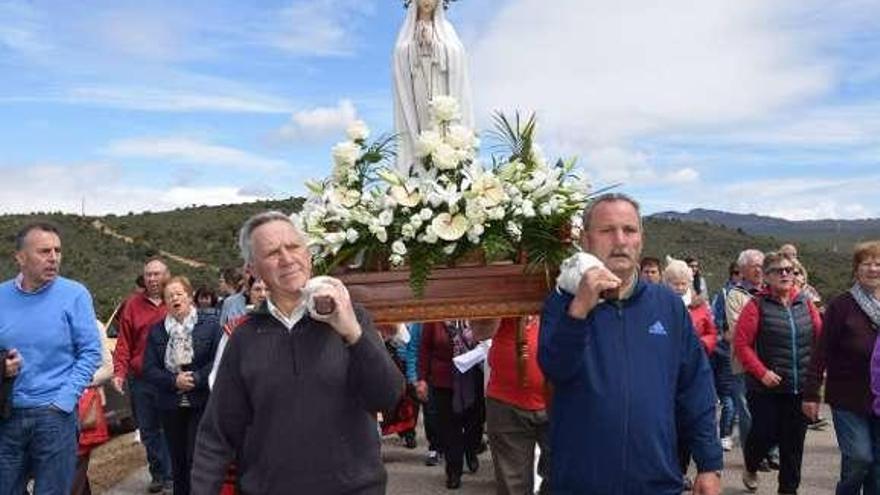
[805,240,880,494]
[416,320,484,490]
[143,276,222,495]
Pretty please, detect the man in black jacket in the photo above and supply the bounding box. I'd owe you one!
[191,211,404,495]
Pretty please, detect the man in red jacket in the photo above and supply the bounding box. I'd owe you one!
[112,257,172,493]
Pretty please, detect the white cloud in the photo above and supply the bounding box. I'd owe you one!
[580,146,700,186]
[0,2,50,54]
[66,86,294,114]
[665,168,700,184]
[0,163,269,215]
[471,0,832,144]
[275,99,358,142]
[267,0,375,56]
[103,137,288,173]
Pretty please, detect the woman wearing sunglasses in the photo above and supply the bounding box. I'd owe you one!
[734,252,823,494]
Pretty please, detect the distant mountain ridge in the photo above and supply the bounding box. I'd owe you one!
[650,208,880,250]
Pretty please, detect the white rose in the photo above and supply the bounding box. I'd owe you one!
[378,209,394,226]
[424,231,439,244]
[415,130,442,158]
[419,208,434,220]
[446,125,477,150]
[431,143,459,170]
[430,95,460,123]
[489,207,506,220]
[443,243,457,255]
[431,213,468,241]
[469,224,485,237]
[539,203,553,216]
[522,199,536,218]
[409,215,424,228]
[401,223,416,239]
[506,221,522,239]
[332,141,360,168]
[345,228,359,243]
[375,228,388,243]
[324,232,346,245]
[389,253,405,266]
[346,120,370,141]
[392,240,408,255]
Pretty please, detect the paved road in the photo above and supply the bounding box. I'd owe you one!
[108,409,839,494]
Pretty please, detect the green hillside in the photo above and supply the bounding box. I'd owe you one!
[0,201,855,320]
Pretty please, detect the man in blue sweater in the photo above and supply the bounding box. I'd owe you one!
[539,194,722,494]
[0,222,102,495]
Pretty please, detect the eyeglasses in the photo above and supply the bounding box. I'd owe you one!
[767,266,794,275]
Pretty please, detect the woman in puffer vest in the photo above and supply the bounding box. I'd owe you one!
[734,251,822,495]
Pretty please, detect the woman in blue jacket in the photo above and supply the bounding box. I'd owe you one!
[143,275,222,495]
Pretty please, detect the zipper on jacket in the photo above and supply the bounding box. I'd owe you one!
[786,307,798,393]
[617,301,629,493]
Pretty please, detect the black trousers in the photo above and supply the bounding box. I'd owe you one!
[160,406,204,495]
[744,391,807,494]
[433,385,484,478]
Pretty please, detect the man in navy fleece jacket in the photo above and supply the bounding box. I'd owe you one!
[539,193,722,495]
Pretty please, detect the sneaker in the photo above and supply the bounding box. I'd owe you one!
[425,450,440,467]
[147,479,163,493]
[720,436,733,451]
[742,471,759,492]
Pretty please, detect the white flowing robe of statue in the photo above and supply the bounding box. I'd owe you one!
[392,2,474,174]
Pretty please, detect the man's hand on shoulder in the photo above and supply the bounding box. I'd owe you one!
[693,471,721,495]
[567,267,621,319]
[307,276,363,345]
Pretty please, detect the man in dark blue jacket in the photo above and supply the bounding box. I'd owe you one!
[539,193,722,494]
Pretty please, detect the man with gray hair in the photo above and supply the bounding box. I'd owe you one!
[539,193,722,494]
[192,211,403,494]
[725,249,766,462]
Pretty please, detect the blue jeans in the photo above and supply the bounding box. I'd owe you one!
[0,407,78,495]
[719,394,736,438]
[832,408,880,495]
[130,378,172,483]
[733,373,752,451]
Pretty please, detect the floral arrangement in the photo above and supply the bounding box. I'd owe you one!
[302,96,590,295]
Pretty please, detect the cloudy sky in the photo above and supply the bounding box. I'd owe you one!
[1,0,878,219]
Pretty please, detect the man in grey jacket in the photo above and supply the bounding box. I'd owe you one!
[191,211,404,494]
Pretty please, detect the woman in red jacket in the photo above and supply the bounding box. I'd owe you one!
[664,257,717,490]
[734,251,822,494]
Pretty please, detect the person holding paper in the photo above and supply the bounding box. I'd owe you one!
[416,320,485,490]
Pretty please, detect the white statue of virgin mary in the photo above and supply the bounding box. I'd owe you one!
[392,0,474,174]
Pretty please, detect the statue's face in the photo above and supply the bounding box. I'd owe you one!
[417,0,438,16]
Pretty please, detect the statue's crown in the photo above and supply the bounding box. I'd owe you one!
[403,0,459,9]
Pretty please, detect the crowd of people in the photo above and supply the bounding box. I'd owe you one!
[1,193,879,495]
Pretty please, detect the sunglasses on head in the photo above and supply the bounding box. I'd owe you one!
[768,266,794,275]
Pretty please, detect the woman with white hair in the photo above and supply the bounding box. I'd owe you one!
[664,256,718,490]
